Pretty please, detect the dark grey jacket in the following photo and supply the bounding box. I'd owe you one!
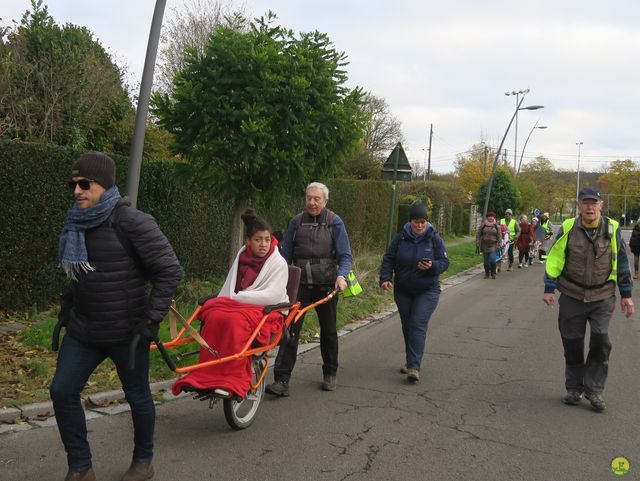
[61,199,182,345]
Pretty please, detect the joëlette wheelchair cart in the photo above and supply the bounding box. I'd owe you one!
[142,265,336,430]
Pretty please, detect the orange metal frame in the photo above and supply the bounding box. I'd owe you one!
[151,291,336,376]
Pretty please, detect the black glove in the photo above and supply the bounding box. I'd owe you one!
[133,319,160,341]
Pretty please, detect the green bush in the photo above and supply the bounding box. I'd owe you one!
[0,141,394,311]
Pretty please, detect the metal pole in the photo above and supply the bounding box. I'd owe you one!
[517,120,546,175]
[126,0,168,207]
[483,96,527,217]
[575,142,583,201]
[483,144,488,176]
[513,93,519,171]
[385,145,400,246]
[422,148,427,181]
[427,123,433,181]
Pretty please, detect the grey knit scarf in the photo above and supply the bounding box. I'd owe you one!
[59,186,121,280]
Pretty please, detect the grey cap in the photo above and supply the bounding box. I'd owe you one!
[505,209,513,215]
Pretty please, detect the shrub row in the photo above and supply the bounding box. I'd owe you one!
[0,141,394,311]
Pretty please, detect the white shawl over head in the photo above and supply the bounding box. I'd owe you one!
[218,246,290,306]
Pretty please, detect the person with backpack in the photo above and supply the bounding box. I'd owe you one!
[629,222,640,280]
[379,202,449,383]
[266,182,353,396]
[52,153,182,481]
[476,211,502,279]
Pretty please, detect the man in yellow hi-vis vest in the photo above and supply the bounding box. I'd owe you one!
[543,187,634,412]
[499,209,519,271]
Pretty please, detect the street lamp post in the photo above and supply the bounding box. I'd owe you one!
[126,0,167,207]
[483,98,544,217]
[516,120,547,175]
[505,89,530,171]
[576,141,583,201]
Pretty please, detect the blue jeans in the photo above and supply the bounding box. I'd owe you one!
[483,252,497,274]
[50,335,155,471]
[394,287,441,370]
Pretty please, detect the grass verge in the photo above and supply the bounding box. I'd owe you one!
[0,240,479,408]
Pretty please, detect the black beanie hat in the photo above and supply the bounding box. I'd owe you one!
[71,152,116,189]
[409,202,428,221]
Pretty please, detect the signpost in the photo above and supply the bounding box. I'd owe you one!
[381,143,412,246]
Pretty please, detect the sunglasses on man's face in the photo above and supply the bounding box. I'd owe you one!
[68,179,94,191]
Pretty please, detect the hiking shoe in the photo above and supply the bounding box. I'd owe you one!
[562,391,583,405]
[407,368,420,383]
[585,392,606,412]
[322,375,337,391]
[265,380,289,397]
[64,468,96,481]
[121,462,154,481]
[400,365,409,374]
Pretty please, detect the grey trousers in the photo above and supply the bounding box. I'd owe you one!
[558,294,615,394]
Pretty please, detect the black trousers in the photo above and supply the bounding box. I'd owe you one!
[274,285,339,381]
[558,294,614,394]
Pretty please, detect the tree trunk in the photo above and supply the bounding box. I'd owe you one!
[228,199,247,267]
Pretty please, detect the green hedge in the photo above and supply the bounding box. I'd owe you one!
[0,141,393,311]
[0,141,234,310]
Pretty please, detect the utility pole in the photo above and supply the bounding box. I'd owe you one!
[483,144,488,176]
[427,123,433,181]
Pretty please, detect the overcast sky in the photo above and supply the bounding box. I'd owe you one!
[4,0,640,174]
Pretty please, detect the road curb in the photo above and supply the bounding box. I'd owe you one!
[0,262,483,434]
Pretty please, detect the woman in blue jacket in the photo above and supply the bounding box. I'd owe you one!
[379,202,449,383]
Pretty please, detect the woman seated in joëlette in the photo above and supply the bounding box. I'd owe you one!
[172,209,289,397]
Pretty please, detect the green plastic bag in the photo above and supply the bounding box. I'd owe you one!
[341,270,363,298]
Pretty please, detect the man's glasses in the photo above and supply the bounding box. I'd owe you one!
[68,179,94,191]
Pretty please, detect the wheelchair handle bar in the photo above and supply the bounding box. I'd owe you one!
[128,334,176,372]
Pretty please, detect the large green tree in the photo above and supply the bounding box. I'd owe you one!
[153,14,365,257]
[598,159,640,220]
[0,0,132,152]
[476,169,520,216]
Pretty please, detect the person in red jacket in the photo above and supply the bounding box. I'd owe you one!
[516,214,535,268]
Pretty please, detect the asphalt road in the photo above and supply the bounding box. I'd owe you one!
[2,259,639,481]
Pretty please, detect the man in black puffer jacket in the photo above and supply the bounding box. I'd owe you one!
[51,152,182,481]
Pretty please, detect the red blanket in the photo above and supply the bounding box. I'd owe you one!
[172,297,284,397]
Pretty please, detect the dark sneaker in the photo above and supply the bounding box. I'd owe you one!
[585,392,606,412]
[64,468,96,481]
[121,462,154,481]
[562,391,583,405]
[407,368,420,383]
[265,380,289,397]
[322,375,337,391]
